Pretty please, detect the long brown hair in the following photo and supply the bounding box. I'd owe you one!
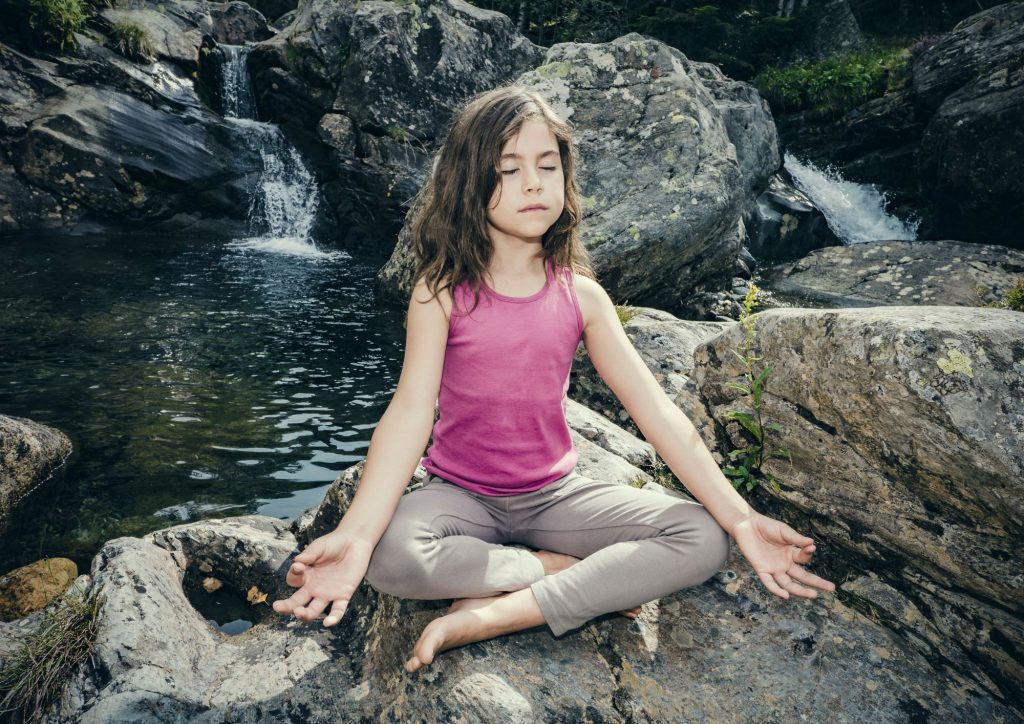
[407,84,596,317]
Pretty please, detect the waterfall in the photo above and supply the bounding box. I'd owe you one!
[783,152,920,244]
[219,44,330,257]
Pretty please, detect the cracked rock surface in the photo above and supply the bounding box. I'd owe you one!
[693,304,1024,708]
[764,239,1024,308]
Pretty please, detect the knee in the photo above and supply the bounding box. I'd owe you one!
[695,511,731,581]
[363,529,433,599]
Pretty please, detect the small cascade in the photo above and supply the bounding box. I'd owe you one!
[783,152,920,244]
[219,44,330,257]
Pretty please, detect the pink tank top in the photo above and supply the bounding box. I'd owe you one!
[420,259,584,496]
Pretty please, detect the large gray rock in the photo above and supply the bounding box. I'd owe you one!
[0,414,72,536]
[692,305,1024,705]
[764,239,1024,308]
[378,32,780,315]
[247,0,545,255]
[49,499,1015,720]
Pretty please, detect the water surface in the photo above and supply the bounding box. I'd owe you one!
[0,233,405,575]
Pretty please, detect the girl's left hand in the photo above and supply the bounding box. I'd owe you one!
[729,512,837,599]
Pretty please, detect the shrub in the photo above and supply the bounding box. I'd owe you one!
[110,20,154,62]
[753,46,911,117]
[0,0,89,53]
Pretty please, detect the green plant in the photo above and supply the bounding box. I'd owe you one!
[0,585,105,722]
[386,125,409,142]
[0,0,89,53]
[981,278,1024,312]
[110,20,153,62]
[720,283,790,493]
[753,45,911,117]
[614,303,638,326]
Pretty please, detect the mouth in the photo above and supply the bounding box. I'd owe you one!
[519,205,548,212]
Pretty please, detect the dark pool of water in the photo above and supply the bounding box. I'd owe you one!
[0,233,405,576]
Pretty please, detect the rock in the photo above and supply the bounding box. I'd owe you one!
[746,171,843,261]
[0,557,78,621]
[247,0,545,256]
[777,3,1024,249]
[692,305,1024,704]
[763,239,1024,308]
[379,32,780,315]
[51,508,1015,721]
[0,574,91,662]
[0,413,72,535]
[0,0,274,237]
[914,3,1024,248]
[570,306,729,458]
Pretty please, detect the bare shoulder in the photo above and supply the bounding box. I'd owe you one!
[571,273,611,331]
[411,274,455,323]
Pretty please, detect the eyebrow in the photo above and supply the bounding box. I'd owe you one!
[500,150,560,161]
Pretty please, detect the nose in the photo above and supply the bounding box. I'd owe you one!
[522,167,542,193]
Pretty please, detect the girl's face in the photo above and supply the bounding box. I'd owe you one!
[486,118,565,247]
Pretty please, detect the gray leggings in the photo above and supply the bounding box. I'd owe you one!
[364,469,731,636]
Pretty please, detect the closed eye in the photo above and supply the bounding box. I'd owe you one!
[501,167,559,175]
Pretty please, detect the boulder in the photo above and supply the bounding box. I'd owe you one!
[0,0,275,236]
[247,0,545,256]
[745,171,842,261]
[763,239,1024,308]
[0,557,78,621]
[692,305,1024,704]
[50,499,1014,720]
[378,32,780,316]
[0,414,72,535]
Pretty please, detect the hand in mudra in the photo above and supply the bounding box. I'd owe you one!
[730,512,837,599]
[272,532,374,627]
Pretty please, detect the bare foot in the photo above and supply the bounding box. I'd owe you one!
[405,590,544,673]
[531,549,642,620]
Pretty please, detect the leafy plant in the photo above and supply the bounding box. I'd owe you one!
[0,0,88,53]
[615,303,638,326]
[0,585,105,722]
[753,45,911,117]
[720,283,790,493]
[980,278,1024,312]
[110,20,154,62]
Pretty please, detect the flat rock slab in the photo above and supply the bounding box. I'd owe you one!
[764,239,1024,308]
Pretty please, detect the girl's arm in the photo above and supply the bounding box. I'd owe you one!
[573,276,755,536]
[333,276,451,548]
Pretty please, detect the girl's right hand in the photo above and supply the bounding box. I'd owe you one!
[271,531,375,627]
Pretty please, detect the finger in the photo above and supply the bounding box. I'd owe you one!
[272,587,314,616]
[323,598,350,627]
[789,565,837,592]
[782,577,819,599]
[294,539,324,565]
[757,570,789,599]
[780,524,814,547]
[793,545,815,565]
[286,561,307,588]
[295,597,329,622]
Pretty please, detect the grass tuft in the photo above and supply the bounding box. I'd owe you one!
[0,585,105,723]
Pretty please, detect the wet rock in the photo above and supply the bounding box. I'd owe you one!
[247,0,545,256]
[0,413,72,535]
[746,171,843,261]
[763,239,1024,308]
[693,305,1024,704]
[0,557,78,621]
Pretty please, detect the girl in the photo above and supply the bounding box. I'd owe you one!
[272,85,836,674]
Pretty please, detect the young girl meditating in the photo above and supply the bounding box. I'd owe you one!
[272,85,836,673]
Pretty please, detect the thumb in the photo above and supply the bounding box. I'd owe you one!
[295,538,324,564]
[780,523,813,547]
